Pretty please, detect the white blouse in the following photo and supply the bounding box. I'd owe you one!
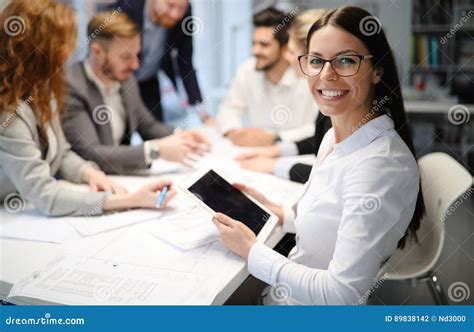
[248,115,420,305]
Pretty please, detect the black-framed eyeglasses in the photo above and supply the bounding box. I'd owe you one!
[298,54,374,77]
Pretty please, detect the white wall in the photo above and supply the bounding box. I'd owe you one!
[192,0,254,115]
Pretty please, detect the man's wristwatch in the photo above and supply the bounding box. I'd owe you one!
[149,145,160,160]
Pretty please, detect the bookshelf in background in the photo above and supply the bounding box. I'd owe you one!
[409,0,473,104]
[408,0,473,170]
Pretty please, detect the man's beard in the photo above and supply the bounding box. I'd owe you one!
[99,58,119,82]
[150,11,178,28]
[255,56,280,72]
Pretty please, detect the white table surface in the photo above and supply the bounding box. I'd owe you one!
[0,127,309,305]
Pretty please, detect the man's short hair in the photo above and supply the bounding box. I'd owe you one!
[87,11,140,45]
[253,7,292,46]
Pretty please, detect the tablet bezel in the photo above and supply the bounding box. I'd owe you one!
[180,167,278,242]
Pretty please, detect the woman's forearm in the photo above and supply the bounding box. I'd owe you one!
[102,193,138,211]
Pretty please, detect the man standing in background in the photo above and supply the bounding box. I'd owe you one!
[113,0,207,122]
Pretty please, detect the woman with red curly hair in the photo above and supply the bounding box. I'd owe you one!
[0,0,176,216]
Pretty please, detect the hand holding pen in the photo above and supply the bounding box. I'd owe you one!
[126,179,176,210]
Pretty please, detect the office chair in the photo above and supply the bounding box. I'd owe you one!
[384,152,473,304]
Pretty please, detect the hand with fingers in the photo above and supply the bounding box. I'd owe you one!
[101,179,177,212]
[226,128,276,147]
[238,156,277,173]
[212,182,284,259]
[150,130,211,166]
[180,129,212,150]
[82,166,128,194]
[235,145,282,161]
[212,212,257,259]
[232,182,283,223]
[132,179,177,209]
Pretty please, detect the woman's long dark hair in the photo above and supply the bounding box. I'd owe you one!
[307,6,425,249]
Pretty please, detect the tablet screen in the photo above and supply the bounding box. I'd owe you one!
[187,170,271,235]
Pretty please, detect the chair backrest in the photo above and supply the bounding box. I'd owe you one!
[385,152,473,280]
[420,153,473,226]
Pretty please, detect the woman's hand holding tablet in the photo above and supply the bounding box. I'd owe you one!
[212,213,257,260]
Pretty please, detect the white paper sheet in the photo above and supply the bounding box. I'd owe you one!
[92,224,242,277]
[64,209,163,236]
[0,209,75,243]
[8,255,222,305]
[151,192,218,250]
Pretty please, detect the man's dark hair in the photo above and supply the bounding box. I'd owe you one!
[253,7,292,46]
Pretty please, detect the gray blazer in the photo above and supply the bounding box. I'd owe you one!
[0,101,108,216]
[62,62,174,175]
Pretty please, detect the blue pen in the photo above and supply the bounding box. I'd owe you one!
[157,186,169,208]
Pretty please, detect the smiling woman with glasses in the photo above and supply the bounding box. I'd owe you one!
[212,5,425,305]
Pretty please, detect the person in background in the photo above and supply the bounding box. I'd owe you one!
[213,6,425,305]
[216,7,318,147]
[63,11,210,175]
[0,0,175,216]
[236,9,331,183]
[112,0,208,122]
[233,10,329,262]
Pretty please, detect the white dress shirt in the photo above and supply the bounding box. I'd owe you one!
[84,61,126,146]
[216,58,318,142]
[248,115,420,305]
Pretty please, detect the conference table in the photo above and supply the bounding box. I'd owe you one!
[0,126,311,305]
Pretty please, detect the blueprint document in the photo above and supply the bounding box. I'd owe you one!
[7,224,243,304]
[7,255,222,305]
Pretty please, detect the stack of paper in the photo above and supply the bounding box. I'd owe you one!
[150,192,218,250]
[152,208,217,250]
[64,209,163,236]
